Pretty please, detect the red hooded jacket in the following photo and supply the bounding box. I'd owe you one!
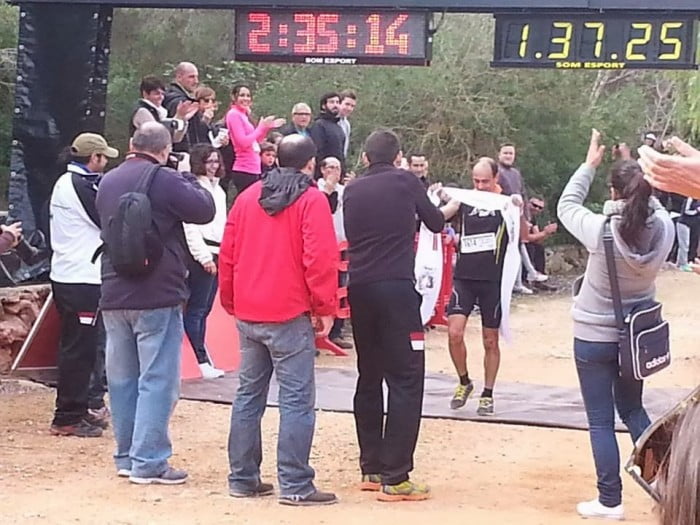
[219,169,338,322]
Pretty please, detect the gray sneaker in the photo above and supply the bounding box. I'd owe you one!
[230,482,275,498]
[477,397,495,416]
[279,490,338,506]
[129,467,188,485]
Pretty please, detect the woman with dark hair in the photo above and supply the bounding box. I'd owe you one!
[183,144,228,379]
[225,83,285,195]
[557,130,674,520]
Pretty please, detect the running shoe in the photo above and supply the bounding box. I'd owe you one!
[576,499,624,520]
[359,474,381,491]
[450,381,474,409]
[377,480,431,502]
[477,397,495,416]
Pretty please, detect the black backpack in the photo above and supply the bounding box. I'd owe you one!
[100,163,164,277]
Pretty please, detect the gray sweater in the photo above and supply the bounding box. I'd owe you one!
[557,164,674,342]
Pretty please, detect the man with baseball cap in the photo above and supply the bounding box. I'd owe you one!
[49,132,118,437]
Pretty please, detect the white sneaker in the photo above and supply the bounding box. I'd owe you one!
[576,498,624,520]
[530,272,549,282]
[199,363,224,379]
[513,285,534,295]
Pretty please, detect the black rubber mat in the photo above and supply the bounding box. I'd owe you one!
[180,367,689,431]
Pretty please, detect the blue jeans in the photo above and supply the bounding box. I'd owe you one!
[104,306,184,477]
[574,338,651,507]
[228,314,317,497]
[184,260,218,364]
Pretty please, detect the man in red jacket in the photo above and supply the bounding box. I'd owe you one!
[219,134,339,506]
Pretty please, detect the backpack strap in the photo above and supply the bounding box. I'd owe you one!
[602,218,625,330]
[135,162,161,195]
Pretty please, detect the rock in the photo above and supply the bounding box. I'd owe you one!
[0,284,50,374]
[545,244,587,275]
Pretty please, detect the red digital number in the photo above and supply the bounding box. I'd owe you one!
[365,14,385,54]
[247,12,271,53]
[316,13,340,54]
[294,13,316,53]
[386,14,410,55]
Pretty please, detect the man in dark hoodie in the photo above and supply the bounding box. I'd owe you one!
[309,92,345,179]
[219,134,339,506]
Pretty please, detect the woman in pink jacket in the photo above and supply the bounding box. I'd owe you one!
[226,83,285,195]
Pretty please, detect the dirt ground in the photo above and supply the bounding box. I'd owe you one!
[1,270,697,524]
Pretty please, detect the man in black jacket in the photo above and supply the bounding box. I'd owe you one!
[163,62,200,152]
[309,92,345,179]
[343,129,459,502]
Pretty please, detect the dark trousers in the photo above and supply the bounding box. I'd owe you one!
[329,318,344,340]
[348,279,424,485]
[231,171,260,197]
[87,318,107,410]
[51,282,101,426]
[526,242,546,274]
[184,258,218,364]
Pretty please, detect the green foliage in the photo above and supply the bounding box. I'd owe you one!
[0,8,694,220]
[0,1,18,207]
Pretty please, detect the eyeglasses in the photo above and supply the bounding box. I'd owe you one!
[624,385,700,503]
[293,112,312,116]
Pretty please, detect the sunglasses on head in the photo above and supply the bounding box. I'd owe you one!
[624,385,700,503]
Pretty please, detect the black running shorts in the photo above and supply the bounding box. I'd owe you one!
[447,278,502,329]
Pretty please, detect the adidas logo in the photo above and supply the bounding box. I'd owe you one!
[645,353,670,370]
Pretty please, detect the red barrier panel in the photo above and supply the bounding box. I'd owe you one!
[181,290,241,379]
[314,241,349,357]
[427,236,455,327]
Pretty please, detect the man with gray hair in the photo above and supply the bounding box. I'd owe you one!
[279,102,313,137]
[96,121,215,485]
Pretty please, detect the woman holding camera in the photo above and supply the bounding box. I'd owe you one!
[183,144,228,379]
[557,130,674,520]
[225,83,285,195]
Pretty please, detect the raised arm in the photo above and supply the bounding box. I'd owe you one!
[557,129,607,252]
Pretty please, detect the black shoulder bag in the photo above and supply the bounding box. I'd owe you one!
[603,219,671,380]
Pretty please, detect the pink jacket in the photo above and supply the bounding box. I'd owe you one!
[226,105,271,175]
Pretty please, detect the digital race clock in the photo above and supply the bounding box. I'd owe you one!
[234,9,432,66]
[492,13,698,70]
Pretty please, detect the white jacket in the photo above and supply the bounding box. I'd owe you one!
[183,176,227,266]
[317,179,346,243]
[49,164,102,285]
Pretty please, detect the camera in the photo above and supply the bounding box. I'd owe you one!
[166,152,186,170]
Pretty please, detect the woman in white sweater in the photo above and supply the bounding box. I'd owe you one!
[557,130,674,520]
[183,144,228,378]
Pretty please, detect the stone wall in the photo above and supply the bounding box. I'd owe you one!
[545,244,588,275]
[0,285,50,374]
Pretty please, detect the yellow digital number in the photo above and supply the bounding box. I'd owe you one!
[584,22,605,58]
[548,22,573,59]
[519,23,529,58]
[626,23,652,61]
[659,22,684,60]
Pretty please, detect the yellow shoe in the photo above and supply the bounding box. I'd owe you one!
[377,480,431,502]
[359,474,381,491]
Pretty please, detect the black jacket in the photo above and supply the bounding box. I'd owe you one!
[344,163,445,286]
[279,122,312,137]
[163,83,196,152]
[309,112,345,176]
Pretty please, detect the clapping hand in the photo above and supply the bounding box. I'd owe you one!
[638,137,700,199]
[175,100,200,121]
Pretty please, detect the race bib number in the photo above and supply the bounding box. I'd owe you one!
[460,232,496,254]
